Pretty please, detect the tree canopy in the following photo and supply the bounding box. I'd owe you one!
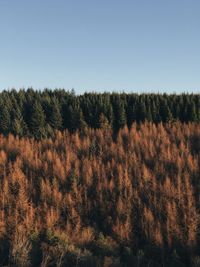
[0,89,199,138]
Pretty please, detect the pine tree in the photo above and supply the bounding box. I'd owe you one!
[189,102,198,122]
[113,97,127,130]
[160,100,173,122]
[126,99,137,127]
[136,100,146,122]
[151,101,160,123]
[145,103,152,122]
[98,113,110,129]
[175,102,181,120]
[76,110,87,132]
[49,98,63,130]
[68,105,87,132]
[0,104,11,135]
[11,107,26,136]
[30,101,46,139]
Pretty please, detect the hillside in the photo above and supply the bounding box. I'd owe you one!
[0,121,199,266]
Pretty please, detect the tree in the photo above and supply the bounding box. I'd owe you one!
[49,98,63,130]
[11,107,26,136]
[0,104,11,135]
[151,100,160,123]
[188,102,198,122]
[137,100,147,122]
[113,97,127,131]
[67,105,87,132]
[98,113,110,129]
[30,101,46,139]
[145,101,153,122]
[159,100,173,122]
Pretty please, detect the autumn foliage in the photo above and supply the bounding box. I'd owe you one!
[0,122,199,266]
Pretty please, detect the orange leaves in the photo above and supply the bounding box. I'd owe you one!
[81,158,93,187]
[46,207,60,230]
[0,150,7,165]
[53,157,66,182]
[0,122,198,256]
[112,217,132,242]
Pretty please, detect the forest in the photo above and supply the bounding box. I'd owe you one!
[0,89,199,138]
[0,91,199,266]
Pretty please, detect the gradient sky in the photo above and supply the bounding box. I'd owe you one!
[0,0,200,93]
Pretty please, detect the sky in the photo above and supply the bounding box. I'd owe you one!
[0,0,200,94]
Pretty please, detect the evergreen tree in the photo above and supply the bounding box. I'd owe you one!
[113,97,127,130]
[98,113,110,129]
[78,110,87,132]
[174,101,181,120]
[49,98,63,130]
[11,107,26,136]
[0,104,11,135]
[30,101,46,139]
[151,100,160,122]
[126,97,137,127]
[188,102,198,121]
[146,105,152,121]
[68,105,87,132]
[160,100,173,122]
[136,100,146,122]
[0,90,199,137]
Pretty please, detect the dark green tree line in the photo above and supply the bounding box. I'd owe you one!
[0,89,199,138]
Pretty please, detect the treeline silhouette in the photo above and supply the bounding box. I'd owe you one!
[0,122,199,266]
[0,89,199,138]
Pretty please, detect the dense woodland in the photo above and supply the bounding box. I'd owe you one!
[0,91,199,266]
[0,89,199,138]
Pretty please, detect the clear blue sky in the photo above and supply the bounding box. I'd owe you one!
[0,0,200,93]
